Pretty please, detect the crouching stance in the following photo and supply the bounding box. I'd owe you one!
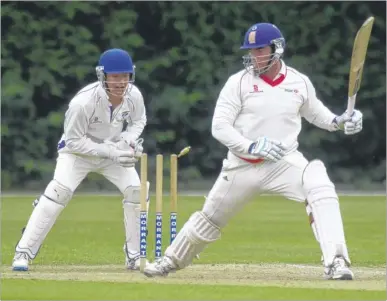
[13,48,150,271]
[144,23,363,280]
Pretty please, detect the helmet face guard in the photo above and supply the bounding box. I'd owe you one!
[96,48,135,97]
[240,23,285,75]
[96,66,135,97]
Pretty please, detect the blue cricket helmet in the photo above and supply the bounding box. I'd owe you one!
[241,23,286,75]
[97,48,135,74]
[96,48,135,96]
[240,23,285,50]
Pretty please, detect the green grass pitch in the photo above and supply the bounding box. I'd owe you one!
[1,194,385,300]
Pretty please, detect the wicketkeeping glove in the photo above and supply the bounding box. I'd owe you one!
[248,137,286,162]
[106,144,138,167]
[116,138,144,158]
[129,138,144,158]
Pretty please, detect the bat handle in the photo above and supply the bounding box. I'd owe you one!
[347,94,357,116]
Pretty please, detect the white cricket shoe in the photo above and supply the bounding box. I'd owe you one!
[324,256,354,280]
[123,246,149,270]
[143,256,177,277]
[12,252,30,271]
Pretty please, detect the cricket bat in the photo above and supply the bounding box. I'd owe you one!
[347,16,375,115]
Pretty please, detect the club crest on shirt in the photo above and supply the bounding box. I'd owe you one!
[91,116,102,124]
[115,111,131,122]
[250,84,263,93]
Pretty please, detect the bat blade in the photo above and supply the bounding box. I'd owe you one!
[347,16,374,114]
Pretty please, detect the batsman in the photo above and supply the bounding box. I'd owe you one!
[12,48,148,271]
[144,23,363,280]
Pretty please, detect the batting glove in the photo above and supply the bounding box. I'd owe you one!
[332,109,363,135]
[248,137,286,162]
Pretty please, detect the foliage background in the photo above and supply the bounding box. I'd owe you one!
[1,1,386,191]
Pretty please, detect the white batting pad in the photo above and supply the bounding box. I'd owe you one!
[16,195,65,259]
[305,202,319,242]
[123,182,149,254]
[165,211,221,268]
[303,160,350,266]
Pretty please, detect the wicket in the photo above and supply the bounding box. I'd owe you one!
[139,147,191,272]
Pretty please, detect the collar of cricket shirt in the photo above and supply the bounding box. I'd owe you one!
[260,59,287,87]
[96,84,124,109]
[96,84,124,122]
[96,83,109,105]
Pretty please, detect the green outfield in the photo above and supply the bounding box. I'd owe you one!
[1,194,386,300]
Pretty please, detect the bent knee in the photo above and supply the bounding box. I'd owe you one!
[303,160,337,205]
[186,211,221,244]
[43,180,73,206]
[202,197,234,229]
[123,181,149,205]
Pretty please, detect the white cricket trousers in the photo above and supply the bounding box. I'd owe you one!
[54,153,140,192]
[203,151,309,228]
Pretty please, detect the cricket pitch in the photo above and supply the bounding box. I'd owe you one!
[2,263,385,291]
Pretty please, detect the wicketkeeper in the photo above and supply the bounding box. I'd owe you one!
[13,48,149,271]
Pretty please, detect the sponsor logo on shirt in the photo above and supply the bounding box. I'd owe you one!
[283,88,299,93]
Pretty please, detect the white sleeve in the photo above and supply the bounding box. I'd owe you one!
[211,77,254,154]
[64,104,111,157]
[300,76,337,131]
[121,92,147,142]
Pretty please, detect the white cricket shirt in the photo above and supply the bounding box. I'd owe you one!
[212,61,337,161]
[57,82,146,158]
